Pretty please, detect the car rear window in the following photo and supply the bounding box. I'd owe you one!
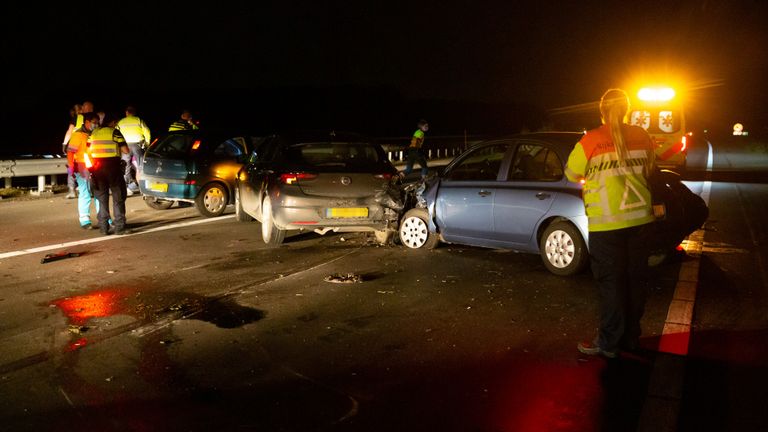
[283,142,384,170]
[148,135,198,158]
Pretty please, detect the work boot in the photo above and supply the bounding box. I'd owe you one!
[577,341,618,359]
[114,226,130,235]
[65,187,76,199]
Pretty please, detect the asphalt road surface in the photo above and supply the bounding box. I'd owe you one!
[0,134,765,432]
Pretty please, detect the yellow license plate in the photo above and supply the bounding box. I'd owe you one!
[148,182,168,192]
[327,207,368,218]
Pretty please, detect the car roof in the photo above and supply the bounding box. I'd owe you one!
[473,131,583,155]
[486,131,583,146]
[267,130,371,144]
[162,128,258,142]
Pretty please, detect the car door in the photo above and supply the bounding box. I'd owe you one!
[210,137,248,185]
[241,136,279,217]
[492,140,564,246]
[435,142,512,244]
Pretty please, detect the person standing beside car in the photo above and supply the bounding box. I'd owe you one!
[564,88,657,358]
[116,105,151,196]
[62,103,83,199]
[88,113,130,235]
[401,119,429,179]
[67,112,101,229]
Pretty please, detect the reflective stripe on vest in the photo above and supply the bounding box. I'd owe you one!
[117,116,146,143]
[581,149,654,231]
[89,127,120,158]
[67,130,89,162]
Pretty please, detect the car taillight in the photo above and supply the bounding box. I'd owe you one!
[374,173,393,180]
[280,173,317,185]
[191,140,201,151]
[680,135,687,152]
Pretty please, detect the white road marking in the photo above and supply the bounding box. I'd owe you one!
[658,140,712,355]
[639,140,714,432]
[0,215,235,260]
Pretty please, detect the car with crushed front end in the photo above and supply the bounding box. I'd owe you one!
[139,130,258,217]
[398,132,591,276]
[234,131,403,247]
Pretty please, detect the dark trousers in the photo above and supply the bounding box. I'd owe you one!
[92,158,127,230]
[123,142,144,185]
[403,148,428,177]
[589,224,652,352]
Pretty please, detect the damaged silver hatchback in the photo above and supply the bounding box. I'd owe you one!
[234,131,403,246]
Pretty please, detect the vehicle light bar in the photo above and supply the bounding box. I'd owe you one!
[638,87,675,102]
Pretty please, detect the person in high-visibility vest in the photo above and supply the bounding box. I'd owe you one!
[116,105,151,195]
[168,109,199,131]
[73,100,95,131]
[401,119,429,178]
[62,103,83,199]
[66,112,101,229]
[87,113,130,235]
[565,88,657,358]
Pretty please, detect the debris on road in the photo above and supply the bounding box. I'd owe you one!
[40,251,81,264]
[67,324,89,334]
[324,273,363,283]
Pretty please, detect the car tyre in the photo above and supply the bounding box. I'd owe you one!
[144,196,174,210]
[540,220,588,276]
[399,208,439,249]
[235,186,253,222]
[261,196,285,247]
[195,183,228,218]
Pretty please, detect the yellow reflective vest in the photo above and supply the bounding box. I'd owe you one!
[116,115,151,144]
[88,127,126,159]
[409,129,425,149]
[565,124,656,232]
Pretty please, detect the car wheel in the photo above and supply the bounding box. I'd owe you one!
[261,196,285,247]
[235,186,253,222]
[540,221,588,276]
[195,183,228,218]
[399,208,439,249]
[144,196,174,210]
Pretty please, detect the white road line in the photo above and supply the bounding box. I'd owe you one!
[0,215,235,260]
[658,140,712,355]
[639,140,714,432]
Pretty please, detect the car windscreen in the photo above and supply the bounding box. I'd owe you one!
[282,142,386,171]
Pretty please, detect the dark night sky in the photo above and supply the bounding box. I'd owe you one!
[2,0,766,155]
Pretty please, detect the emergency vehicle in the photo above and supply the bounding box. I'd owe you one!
[628,86,689,172]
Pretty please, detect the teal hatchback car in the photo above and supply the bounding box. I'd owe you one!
[139,130,257,217]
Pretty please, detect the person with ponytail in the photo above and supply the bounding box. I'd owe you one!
[565,88,657,358]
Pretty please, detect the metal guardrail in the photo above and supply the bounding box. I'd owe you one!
[377,135,486,163]
[0,157,68,194]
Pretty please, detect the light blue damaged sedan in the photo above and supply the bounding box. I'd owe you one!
[398,132,590,276]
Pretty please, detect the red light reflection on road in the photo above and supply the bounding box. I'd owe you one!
[492,359,604,432]
[68,337,88,351]
[51,289,127,326]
